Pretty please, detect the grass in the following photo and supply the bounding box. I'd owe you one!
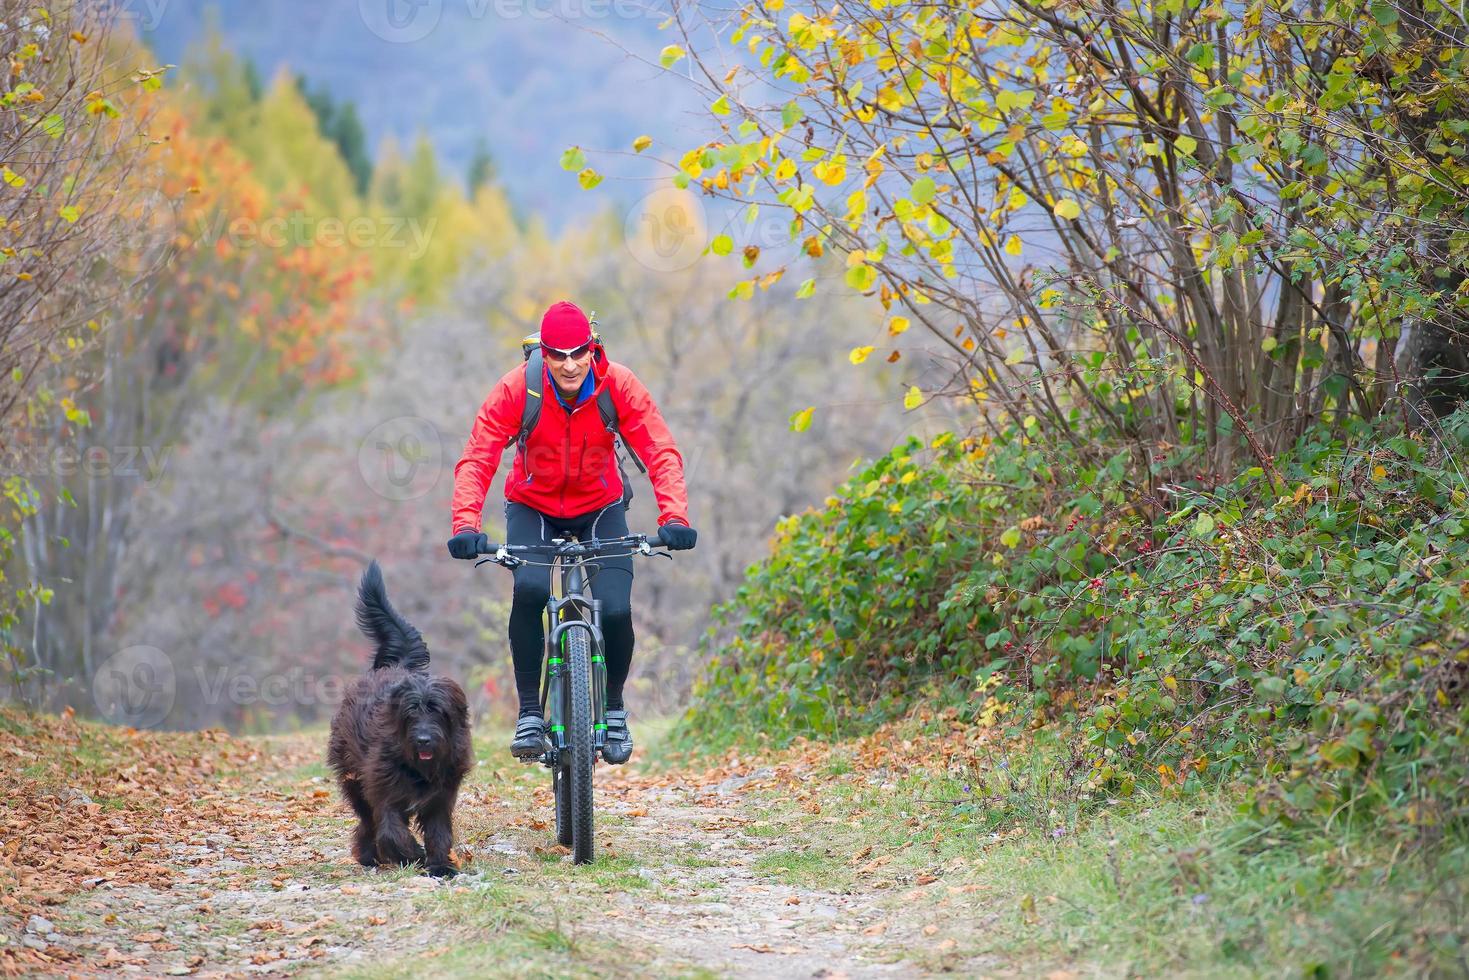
[726,733,1469,977]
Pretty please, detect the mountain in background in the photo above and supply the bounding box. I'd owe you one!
[127,0,715,233]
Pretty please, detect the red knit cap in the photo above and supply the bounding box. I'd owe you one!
[540,301,591,350]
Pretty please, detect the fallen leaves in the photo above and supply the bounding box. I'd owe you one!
[0,705,320,928]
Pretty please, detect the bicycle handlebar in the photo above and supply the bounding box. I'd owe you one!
[474,533,667,569]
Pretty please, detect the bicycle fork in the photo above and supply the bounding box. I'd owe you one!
[541,595,609,763]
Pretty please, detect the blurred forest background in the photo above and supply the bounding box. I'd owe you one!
[0,0,924,730]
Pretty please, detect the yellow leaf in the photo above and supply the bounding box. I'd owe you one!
[790,406,814,432]
[632,134,652,153]
[849,346,875,365]
[888,316,909,336]
[903,385,923,410]
[1004,235,1022,256]
[659,45,686,69]
[1053,198,1081,220]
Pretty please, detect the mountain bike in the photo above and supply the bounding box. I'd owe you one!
[475,533,669,864]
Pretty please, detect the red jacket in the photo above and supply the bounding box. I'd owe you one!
[451,351,690,533]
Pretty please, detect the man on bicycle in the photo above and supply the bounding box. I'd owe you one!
[446,300,697,763]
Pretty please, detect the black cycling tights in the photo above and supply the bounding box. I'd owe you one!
[504,500,634,718]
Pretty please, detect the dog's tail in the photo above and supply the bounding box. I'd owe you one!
[355,560,431,671]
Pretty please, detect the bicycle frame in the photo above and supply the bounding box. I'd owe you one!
[539,552,608,763]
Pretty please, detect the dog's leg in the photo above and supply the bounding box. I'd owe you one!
[401,807,426,864]
[419,793,459,878]
[342,778,378,867]
[374,808,419,867]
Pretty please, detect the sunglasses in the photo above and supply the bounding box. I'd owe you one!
[541,342,592,363]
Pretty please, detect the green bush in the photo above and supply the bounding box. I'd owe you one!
[683,412,1469,827]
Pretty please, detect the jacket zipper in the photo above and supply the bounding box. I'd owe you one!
[556,375,603,514]
[561,404,572,514]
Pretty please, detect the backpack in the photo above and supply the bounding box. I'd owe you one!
[508,313,648,507]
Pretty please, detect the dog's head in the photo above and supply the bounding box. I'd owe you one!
[386,673,468,768]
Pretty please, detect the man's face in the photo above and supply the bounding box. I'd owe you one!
[545,343,593,400]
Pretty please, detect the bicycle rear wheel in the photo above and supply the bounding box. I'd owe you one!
[563,623,596,864]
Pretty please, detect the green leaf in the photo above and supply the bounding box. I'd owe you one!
[790,406,815,433]
[711,94,731,116]
[781,101,804,128]
[910,176,936,205]
[995,89,1035,113]
[1192,512,1216,538]
[40,114,64,139]
[1174,134,1198,157]
[58,205,80,223]
[1369,1,1398,25]
[795,277,815,299]
[559,146,586,172]
[1185,42,1215,69]
[659,45,686,69]
[1000,527,1022,548]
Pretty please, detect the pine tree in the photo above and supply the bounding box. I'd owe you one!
[246,69,361,215]
[296,75,373,198]
[332,102,372,198]
[466,137,497,195]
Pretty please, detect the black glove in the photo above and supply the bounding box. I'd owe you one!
[658,522,697,551]
[447,528,488,560]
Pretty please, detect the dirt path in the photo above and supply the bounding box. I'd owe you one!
[577,768,935,979]
[6,715,980,978]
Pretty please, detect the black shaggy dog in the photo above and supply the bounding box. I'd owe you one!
[328,561,472,878]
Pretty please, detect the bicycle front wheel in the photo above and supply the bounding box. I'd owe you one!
[563,623,596,864]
